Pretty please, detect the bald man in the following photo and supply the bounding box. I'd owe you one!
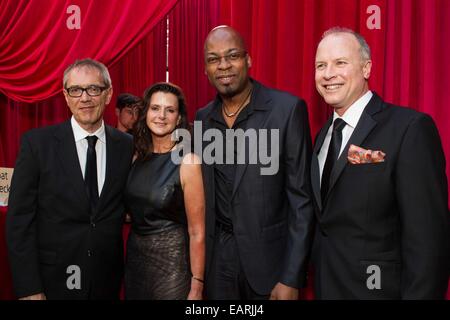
[195,26,315,300]
[311,27,449,299]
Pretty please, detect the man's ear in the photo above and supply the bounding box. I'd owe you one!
[363,60,372,80]
[105,86,113,105]
[247,55,252,68]
[115,108,120,117]
[63,89,70,105]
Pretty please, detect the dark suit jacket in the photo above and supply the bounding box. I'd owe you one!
[195,80,315,295]
[6,120,133,299]
[311,93,450,299]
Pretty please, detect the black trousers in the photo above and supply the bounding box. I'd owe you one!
[205,225,270,300]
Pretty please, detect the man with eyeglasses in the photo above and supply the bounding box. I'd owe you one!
[195,26,315,299]
[6,58,133,299]
[115,93,141,134]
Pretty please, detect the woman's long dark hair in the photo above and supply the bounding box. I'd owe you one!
[133,82,190,160]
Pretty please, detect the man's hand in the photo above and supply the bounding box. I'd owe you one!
[269,282,299,300]
[19,293,46,300]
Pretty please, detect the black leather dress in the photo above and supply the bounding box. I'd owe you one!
[124,151,190,300]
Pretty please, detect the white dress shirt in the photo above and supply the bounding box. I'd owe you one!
[318,91,373,185]
[71,116,106,195]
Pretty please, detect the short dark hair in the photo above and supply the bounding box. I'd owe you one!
[134,82,190,161]
[116,93,141,110]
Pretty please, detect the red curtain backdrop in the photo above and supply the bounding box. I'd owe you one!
[167,0,220,120]
[0,0,177,102]
[0,18,167,168]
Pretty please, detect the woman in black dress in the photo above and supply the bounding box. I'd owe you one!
[124,82,205,300]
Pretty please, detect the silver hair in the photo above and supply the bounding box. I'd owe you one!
[63,58,111,88]
[322,27,371,61]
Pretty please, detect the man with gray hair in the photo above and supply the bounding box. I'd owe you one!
[6,58,133,299]
[311,27,449,299]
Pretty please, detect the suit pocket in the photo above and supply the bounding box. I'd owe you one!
[39,250,57,265]
[348,161,387,173]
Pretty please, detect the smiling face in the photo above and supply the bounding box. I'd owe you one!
[204,27,252,98]
[315,32,372,116]
[146,91,181,138]
[63,66,112,132]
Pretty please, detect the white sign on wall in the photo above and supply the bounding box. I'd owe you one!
[0,167,14,206]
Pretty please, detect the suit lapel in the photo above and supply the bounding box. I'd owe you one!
[311,117,333,212]
[324,93,384,204]
[231,82,271,200]
[54,121,90,211]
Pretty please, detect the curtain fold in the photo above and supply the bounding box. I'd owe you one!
[167,0,220,121]
[0,7,168,168]
[0,0,177,102]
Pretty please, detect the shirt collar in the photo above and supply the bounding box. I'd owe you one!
[71,116,106,143]
[333,90,373,128]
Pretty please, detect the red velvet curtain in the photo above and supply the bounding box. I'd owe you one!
[0,19,167,168]
[0,0,177,102]
[167,0,220,120]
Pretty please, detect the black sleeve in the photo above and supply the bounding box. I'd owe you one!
[6,133,44,298]
[279,99,316,288]
[395,114,450,299]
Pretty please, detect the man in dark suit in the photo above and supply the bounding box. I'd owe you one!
[6,59,133,300]
[195,26,315,299]
[311,27,450,299]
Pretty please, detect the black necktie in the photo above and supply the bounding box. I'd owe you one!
[321,118,346,204]
[85,135,99,210]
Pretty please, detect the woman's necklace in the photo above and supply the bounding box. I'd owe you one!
[222,86,253,118]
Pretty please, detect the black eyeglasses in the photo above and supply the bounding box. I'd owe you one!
[206,51,247,65]
[65,85,109,97]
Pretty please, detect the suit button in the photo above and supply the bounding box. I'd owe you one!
[319,227,328,237]
[87,250,92,257]
[91,222,96,228]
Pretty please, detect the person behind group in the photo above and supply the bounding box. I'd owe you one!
[116,93,141,134]
[6,58,134,299]
[195,26,315,300]
[124,82,205,300]
[311,27,450,299]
